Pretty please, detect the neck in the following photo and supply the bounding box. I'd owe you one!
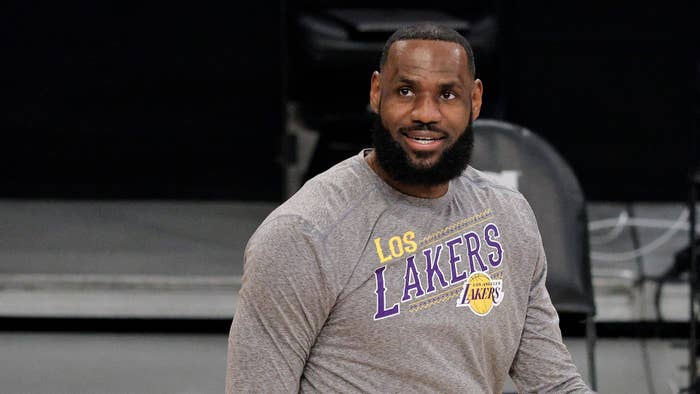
[365,150,449,199]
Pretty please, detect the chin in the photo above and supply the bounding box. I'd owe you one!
[407,156,441,172]
[408,150,442,166]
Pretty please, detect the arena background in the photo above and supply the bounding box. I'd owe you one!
[1,1,699,393]
[3,2,697,201]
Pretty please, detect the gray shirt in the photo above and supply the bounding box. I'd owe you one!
[227,150,591,393]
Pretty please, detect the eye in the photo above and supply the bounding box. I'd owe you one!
[441,91,457,100]
[398,87,414,97]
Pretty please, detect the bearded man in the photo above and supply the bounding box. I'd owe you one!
[226,23,592,393]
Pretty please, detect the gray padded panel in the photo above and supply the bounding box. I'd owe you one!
[471,119,595,315]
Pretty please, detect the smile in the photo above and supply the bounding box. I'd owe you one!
[401,132,446,146]
[411,137,442,144]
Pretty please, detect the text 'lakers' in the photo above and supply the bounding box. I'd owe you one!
[373,222,503,320]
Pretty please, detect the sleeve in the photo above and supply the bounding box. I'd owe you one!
[226,216,337,393]
[509,232,593,394]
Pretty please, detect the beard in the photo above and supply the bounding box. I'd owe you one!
[370,112,474,186]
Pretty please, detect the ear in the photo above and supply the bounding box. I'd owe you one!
[369,71,381,114]
[470,79,484,120]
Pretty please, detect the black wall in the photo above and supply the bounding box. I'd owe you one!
[2,2,696,201]
[3,2,285,200]
[500,3,696,201]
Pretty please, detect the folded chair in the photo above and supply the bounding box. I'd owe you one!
[471,119,597,390]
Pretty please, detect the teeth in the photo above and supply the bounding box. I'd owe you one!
[410,137,438,144]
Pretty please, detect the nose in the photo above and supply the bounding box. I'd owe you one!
[410,94,442,124]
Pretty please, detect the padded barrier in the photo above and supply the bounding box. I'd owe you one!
[471,119,596,316]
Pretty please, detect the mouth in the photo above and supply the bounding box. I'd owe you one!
[405,135,445,144]
[401,131,447,147]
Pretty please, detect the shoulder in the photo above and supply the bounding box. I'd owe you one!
[455,166,540,238]
[457,166,529,209]
[252,153,386,244]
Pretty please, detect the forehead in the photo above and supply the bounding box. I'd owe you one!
[385,39,469,84]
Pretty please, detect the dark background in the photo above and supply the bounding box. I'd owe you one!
[3,2,286,200]
[2,2,697,201]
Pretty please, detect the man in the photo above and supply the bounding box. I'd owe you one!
[227,23,592,393]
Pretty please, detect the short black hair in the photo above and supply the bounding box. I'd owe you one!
[379,23,475,77]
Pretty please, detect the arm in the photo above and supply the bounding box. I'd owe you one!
[509,235,593,393]
[226,216,336,393]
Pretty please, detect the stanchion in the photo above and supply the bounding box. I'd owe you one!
[690,169,699,392]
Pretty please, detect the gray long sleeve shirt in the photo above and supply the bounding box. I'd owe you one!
[227,150,591,393]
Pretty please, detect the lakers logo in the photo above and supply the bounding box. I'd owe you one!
[456,272,503,316]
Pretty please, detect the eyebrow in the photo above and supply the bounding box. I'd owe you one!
[397,77,417,85]
[439,81,461,91]
[395,77,464,91]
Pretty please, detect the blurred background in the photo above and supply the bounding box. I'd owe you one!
[1,1,698,393]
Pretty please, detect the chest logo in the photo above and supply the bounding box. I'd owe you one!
[456,271,503,316]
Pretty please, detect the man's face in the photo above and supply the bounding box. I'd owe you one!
[369,39,483,185]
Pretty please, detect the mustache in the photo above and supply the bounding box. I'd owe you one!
[397,123,449,136]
